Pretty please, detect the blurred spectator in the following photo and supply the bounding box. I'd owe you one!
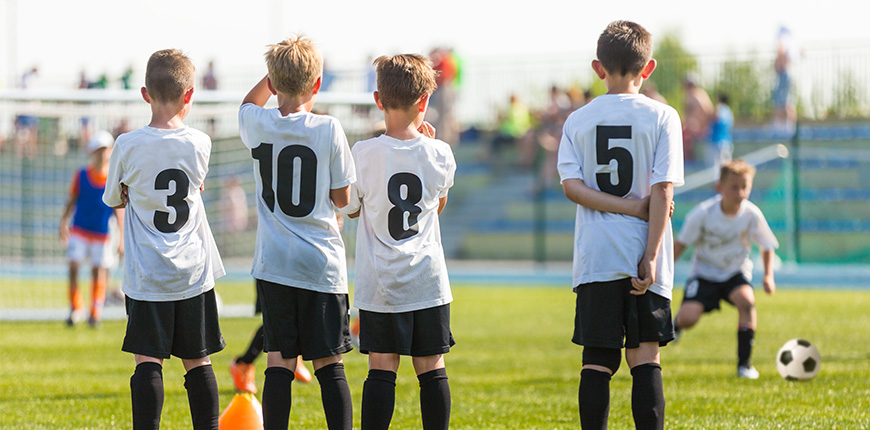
[488,93,533,170]
[120,66,135,90]
[14,67,40,158]
[78,70,90,89]
[642,81,668,104]
[88,73,109,89]
[202,60,218,90]
[773,26,798,135]
[427,47,460,145]
[681,73,714,164]
[534,85,574,187]
[221,175,249,234]
[708,94,734,169]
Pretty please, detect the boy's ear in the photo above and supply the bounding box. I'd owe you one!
[312,76,322,95]
[140,87,151,104]
[417,93,430,113]
[373,91,385,111]
[183,87,194,104]
[641,59,657,79]
[591,60,607,80]
[266,77,278,96]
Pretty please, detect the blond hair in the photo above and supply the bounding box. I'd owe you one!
[373,54,438,110]
[597,20,653,76]
[265,35,322,98]
[145,49,195,103]
[720,159,756,182]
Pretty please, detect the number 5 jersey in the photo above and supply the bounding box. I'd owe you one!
[238,103,356,294]
[103,126,225,301]
[342,134,456,313]
[557,94,684,299]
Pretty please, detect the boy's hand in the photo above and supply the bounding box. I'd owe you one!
[763,273,776,295]
[119,183,129,208]
[418,121,436,138]
[631,255,656,295]
[118,241,125,259]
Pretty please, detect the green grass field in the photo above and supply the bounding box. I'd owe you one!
[1,285,869,429]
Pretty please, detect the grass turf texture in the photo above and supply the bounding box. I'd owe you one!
[1,286,869,429]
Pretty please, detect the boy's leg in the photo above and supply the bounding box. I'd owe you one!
[729,285,757,370]
[182,358,219,430]
[131,356,164,430]
[579,347,620,430]
[626,343,664,430]
[362,353,400,430]
[413,354,450,430]
[89,266,108,325]
[313,356,352,430]
[263,352,297,430]
[67,261,84,325]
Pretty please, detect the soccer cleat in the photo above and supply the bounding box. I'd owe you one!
[87,316,101,328]
[737,365,759,379]
[295,359,312,383]
[66,310,85,327]
[229,359,258,393]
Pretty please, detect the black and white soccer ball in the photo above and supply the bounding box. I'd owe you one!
[776,339,821,380]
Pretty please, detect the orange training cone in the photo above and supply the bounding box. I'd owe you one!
[219,393,264,430]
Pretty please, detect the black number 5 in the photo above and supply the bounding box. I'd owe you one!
[388,173,423,240]
[153,168,190,233]
[595,125,634,197]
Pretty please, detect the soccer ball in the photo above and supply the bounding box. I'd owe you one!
[776,339,821,380]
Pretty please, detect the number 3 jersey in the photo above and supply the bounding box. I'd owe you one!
[103,126,225,301]
[342,134,456,313]
[557,94,684,299]
[239,104,355,294]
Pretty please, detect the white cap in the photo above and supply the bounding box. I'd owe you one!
[87,130,114,153]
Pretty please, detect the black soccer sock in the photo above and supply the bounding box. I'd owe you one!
[183,364,220,430]
[263,366,295,430]
[418,368,451,430]
[361,369,397,430]
[578,368,611,430]
[130,362,164,430]
[738,327,755,368]
[631,363,665,430]
[237,325,265,364]
[315,362,353,430]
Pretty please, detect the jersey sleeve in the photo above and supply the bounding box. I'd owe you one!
[677,205,704,246]
[102,141,125,207]
[557,121,583,182]
[437,145,456,198]
[329,120,356,190]
[238,103,260,149]
[650,108,685,187]
[750,207,779,250]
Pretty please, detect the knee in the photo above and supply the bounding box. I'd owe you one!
[582,347,621,375]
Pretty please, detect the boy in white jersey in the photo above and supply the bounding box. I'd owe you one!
[673,159,778,379]
[103,49,226,430]
[557,21,684,430]
[238,35,355,430]
[340,54,455,430]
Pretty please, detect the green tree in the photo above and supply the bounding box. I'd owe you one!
[648,30,697,115]
[712,58,768,121]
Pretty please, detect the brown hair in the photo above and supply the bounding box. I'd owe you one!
[144,49,195,103]
[265,35,322,98]
[720,158,756,182]
[597,20,653,76]
[373,54,438,110]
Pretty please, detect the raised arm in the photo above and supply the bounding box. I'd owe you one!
[242,74,273,107]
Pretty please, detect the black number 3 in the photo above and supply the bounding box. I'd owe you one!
[595,125,634,197]
[387,173,423,240]
[153,168,190,233]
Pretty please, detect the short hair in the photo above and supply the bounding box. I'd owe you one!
[265,35,322,98]
[373,54,438,110]
[720,159,756,182]
[145,49,195,103]
[597,20,653,76]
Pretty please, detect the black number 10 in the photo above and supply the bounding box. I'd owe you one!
[252,142,318,218]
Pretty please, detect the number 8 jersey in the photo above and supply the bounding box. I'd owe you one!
[557,94,684,299]
[103,126,225,301]
[342,134,456,313]
[239,104,356,294]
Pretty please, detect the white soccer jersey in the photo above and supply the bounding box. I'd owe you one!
[103,126,225,301]
[557,94,685,299]
[239,104,355,293]
[342,134,456,313]
[678,195,778,282]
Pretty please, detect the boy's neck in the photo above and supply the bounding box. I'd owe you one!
[383,108,424,140]
[720,198,741,215]
[276,92,317,116]
[148,101,188,129]
[605,73,644,95]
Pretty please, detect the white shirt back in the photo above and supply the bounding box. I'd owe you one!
[557,94,684,299]
[103,126,225,301]
[239,104,355,293]
[344,134,456,313]
[678,195,778,282]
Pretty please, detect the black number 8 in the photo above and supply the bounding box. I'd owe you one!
[387,173,423,240]
[595,125,634,197]
[153,168,190,233]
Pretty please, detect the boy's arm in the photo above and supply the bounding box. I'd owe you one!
[59,184,78,245]
[330,185,351,210]
[761,249,776,295]
[631,181,673,295]
[674,240,687,261]
[562,178,650,220]
[242,75,272,107]
[438,195,448,214]
[115,207,125,257]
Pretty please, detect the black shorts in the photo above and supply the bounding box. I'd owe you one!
[682,273,751,312]
[122,289,225,360]
[256,279,352,361]
[573,278,674,349]
[359,304,455,357]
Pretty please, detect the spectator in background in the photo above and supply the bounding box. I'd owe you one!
[489,93,533,171]
[14,67,40,159]
[773,26,797,135]
[681,73,714,164]
[427,47,460,145]
[202,60,218,90]
[535,85,574,187]
[708,94,734,169]
[121,66,135,90]
[642,81,668,104]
